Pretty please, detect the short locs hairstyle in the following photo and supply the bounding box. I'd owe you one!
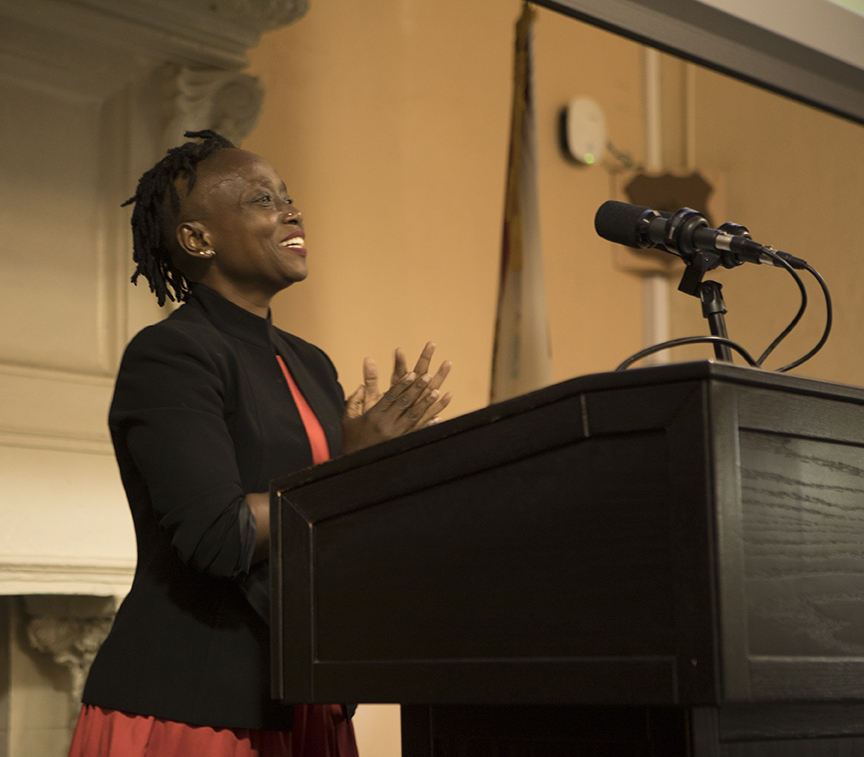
[123,129,235,306]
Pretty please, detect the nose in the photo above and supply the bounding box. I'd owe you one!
[280,199,302,224]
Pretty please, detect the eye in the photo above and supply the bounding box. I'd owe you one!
[257,194,272,203]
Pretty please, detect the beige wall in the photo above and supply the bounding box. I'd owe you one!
[245,0,864,413]
[669,60,864,382]
[243,0,647,418]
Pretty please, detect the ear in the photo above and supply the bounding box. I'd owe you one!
[176,221,215,259]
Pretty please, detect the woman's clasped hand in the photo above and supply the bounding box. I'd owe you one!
[342,341,452,454]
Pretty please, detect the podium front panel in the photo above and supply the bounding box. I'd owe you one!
[270,362,864,708]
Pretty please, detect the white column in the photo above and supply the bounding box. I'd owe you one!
[641,47,671,363]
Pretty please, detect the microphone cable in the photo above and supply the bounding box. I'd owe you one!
[775,263,832,373]
[615,337,758,372]
[755,251,807,368]
[614,258,832,373]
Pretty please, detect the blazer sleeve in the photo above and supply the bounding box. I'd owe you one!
[109,323,256,580]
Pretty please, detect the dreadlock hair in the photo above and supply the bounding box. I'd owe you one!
[123,129,235,306]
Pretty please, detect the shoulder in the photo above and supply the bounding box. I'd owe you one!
[122,305,228,367]
[113,308,233,415]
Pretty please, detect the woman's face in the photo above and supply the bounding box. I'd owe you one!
[179,148,307,306]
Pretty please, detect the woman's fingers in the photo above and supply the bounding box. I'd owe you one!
[376,370,432,420]
[361,357,383,412]
[341,351,452,453]
[390,348,408,386]
[389,343,443,389]
[410,341,437,379]
[427,360,452,394]
[379,350,452,422]
[363,357,379,395]
[411,390,453,430]
[427,389,453,421]
[343,384,366,420]
[382,372,455,434]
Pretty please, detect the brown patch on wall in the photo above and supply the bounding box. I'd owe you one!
[609,170,726,274]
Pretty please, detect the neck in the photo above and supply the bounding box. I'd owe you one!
[198,280,274,318]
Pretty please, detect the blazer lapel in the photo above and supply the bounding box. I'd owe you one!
[270,332,343,459]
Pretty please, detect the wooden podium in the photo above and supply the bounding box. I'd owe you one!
[270,362,864,756]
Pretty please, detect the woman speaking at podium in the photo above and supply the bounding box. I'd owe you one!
[67,131,451,757]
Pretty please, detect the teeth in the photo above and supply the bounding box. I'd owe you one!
[280,237,305,248]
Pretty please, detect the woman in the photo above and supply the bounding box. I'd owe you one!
[69,131,451,757]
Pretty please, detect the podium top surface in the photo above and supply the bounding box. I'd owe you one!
[272,360,864,496]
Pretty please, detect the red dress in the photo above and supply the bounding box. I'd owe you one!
[68,704,358,757]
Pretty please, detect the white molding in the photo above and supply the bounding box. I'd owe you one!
[0,0,307,73]
[0,557,134,597]
[0,363,114,386]
[0,429,112,456]
[0,363,114,452]
[0,11,136,101]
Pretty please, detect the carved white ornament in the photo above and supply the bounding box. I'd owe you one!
[192,0,309,30]
[162,66,266,151]
[25,596,119,726]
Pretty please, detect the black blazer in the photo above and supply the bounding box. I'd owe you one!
[83,285,345,729]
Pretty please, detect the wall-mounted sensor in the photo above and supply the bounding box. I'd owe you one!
[564,97,606,165]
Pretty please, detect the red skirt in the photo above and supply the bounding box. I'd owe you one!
[68,704,359,757]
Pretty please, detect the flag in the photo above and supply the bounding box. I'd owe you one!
[490,3,552,404]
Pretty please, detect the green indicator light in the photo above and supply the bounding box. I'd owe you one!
[584,153,595,164]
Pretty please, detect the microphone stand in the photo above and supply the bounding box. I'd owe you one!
[677,252,734,363]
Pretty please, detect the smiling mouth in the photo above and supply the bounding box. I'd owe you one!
[279,237,306,249]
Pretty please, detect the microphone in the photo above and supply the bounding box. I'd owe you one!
[594,200,807,270]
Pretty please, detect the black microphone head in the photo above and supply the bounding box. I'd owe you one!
[594,200,657,249]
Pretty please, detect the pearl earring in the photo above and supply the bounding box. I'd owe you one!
[201,249,216,258]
